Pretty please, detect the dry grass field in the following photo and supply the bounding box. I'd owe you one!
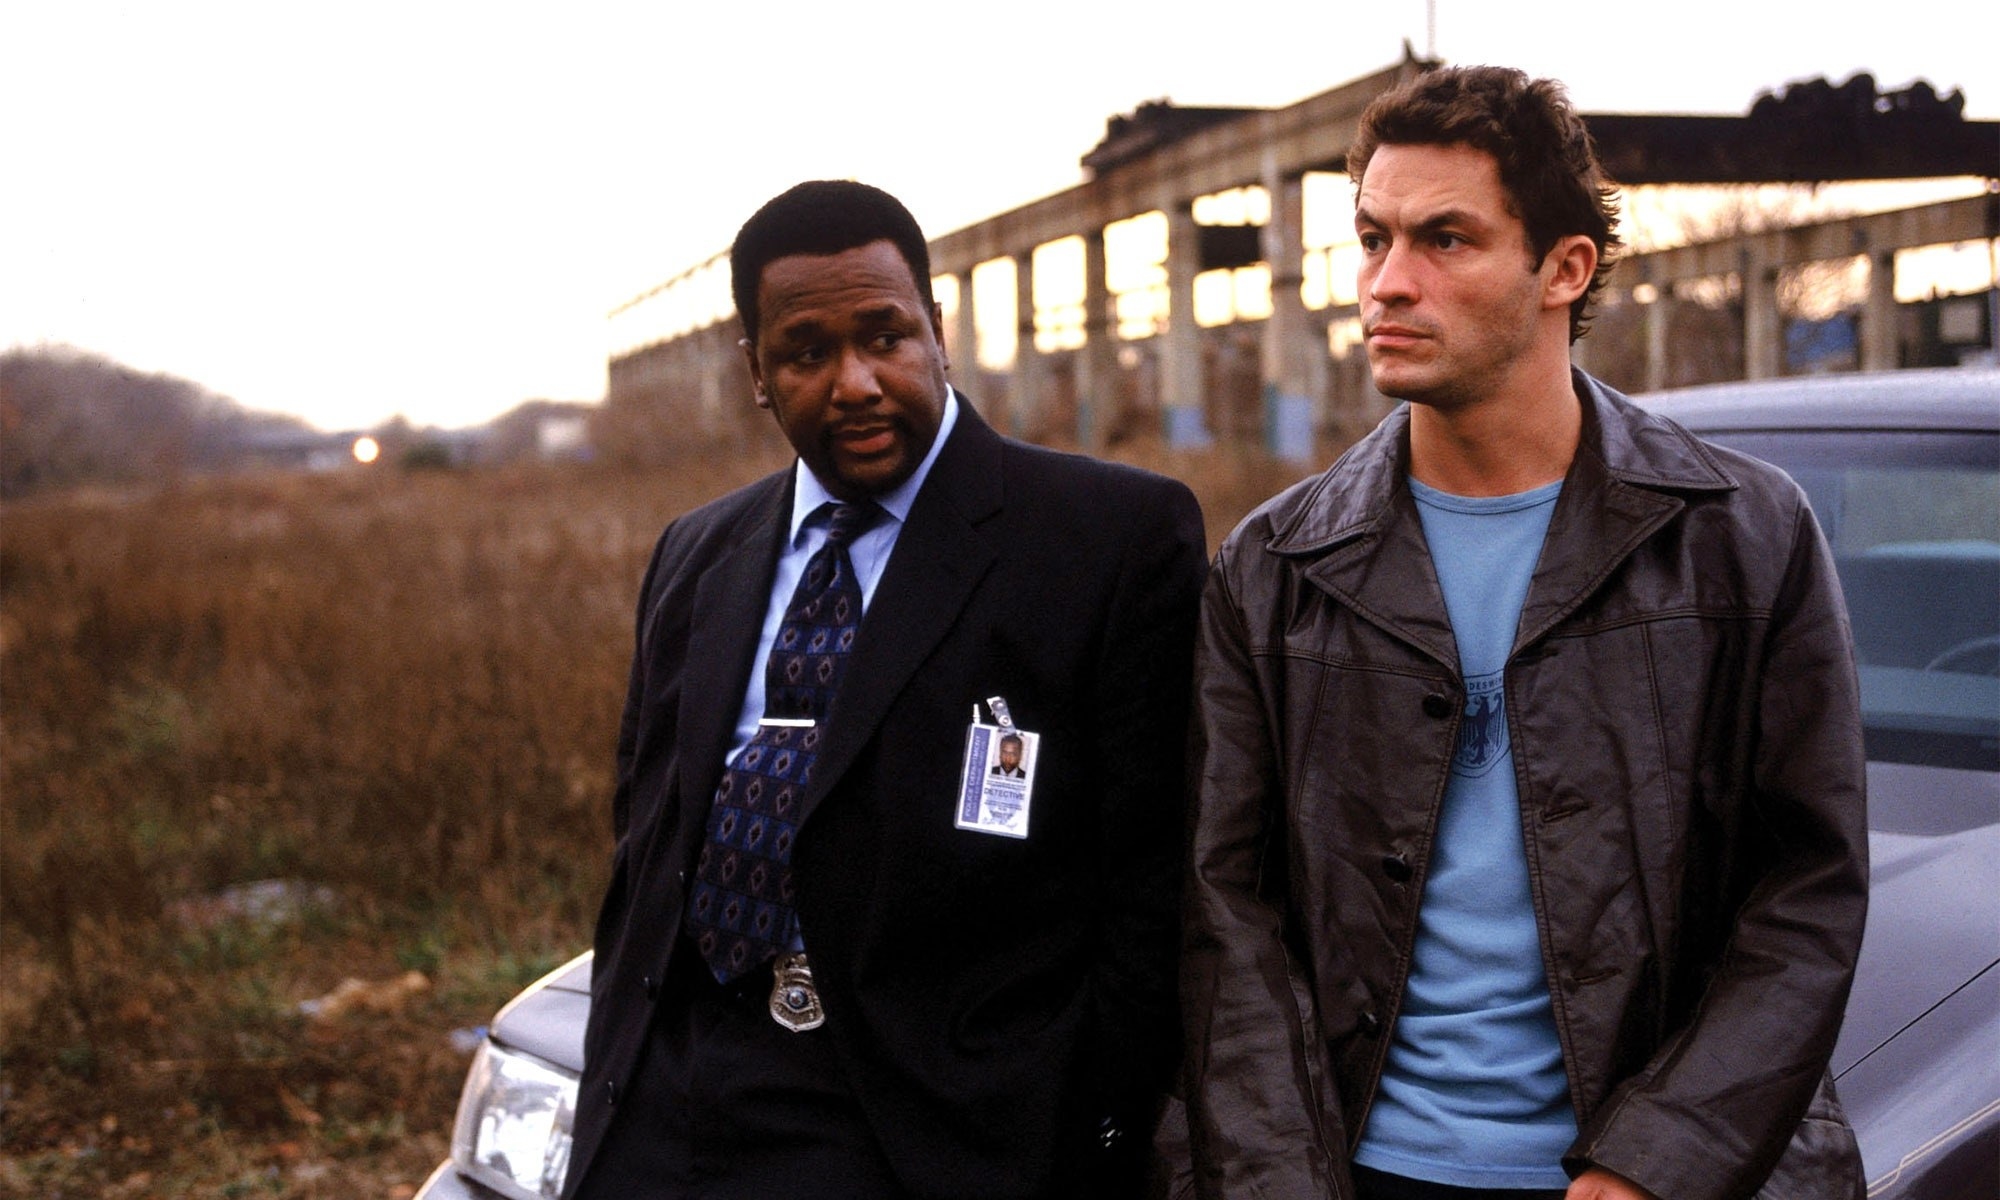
[0,434,1313,1197]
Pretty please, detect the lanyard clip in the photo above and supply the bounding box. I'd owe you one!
[985,696,1015,730]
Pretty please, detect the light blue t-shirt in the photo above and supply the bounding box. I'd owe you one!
[1352,475,1574,1190]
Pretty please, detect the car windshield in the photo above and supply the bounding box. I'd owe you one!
[1699,427,1999,776]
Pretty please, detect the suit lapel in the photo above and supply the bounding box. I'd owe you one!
[678,473,790,814]
[796,407,1004,823]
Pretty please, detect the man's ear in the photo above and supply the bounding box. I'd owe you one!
[740,337,770,408]
[931,300,950,373]
[1543,235,1598,312]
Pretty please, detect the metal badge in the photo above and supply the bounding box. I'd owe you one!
[768,951,825,1032]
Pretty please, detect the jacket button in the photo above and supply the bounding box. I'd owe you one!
[1380,853,1413,883]
[1358,1010,1383,1038]
[604,1081,619,1107]
[1421,693,1451,719]
[641,974,659,1000]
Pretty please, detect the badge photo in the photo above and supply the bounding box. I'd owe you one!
[955,714,1038,839]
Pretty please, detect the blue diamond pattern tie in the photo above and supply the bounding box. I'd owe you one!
[689,501,879,982]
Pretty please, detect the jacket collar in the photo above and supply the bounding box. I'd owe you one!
[1269,369,1738,667]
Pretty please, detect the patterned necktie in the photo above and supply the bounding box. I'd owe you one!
[689,500,879,982]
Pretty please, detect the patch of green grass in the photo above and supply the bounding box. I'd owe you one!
[395,930,448,975]
[171,924,276,973]
[321,1111,408,1157]
[54,1043,97,1080]
[219,1172,285,1197]
[120,681,205,757]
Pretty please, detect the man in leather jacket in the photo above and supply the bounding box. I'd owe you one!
[1182,66,1868,1200]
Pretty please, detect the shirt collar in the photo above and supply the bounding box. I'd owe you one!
[788,387,961,545]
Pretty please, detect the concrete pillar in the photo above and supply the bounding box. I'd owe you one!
[1861,248,1899,372]
[1162,201,1211,447]
[1261,168,1313,461]
[704,324,744,440]
[950,269,978,394]
[1304,311,1332,439]
[701,324,730,428]
[1009,250,1044,438]
[1644,286,1670,394]
[1744,248,1783,380]
[1075,226,1115,450]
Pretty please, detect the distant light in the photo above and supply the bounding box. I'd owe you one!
[352,436,381,464]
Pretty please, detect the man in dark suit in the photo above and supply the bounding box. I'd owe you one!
[563,180,1207,1200]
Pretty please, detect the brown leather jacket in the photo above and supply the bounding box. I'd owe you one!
[1182,372,1869,1200]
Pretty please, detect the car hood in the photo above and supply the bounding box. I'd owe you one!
[491,952,592,1072]
[1832,761,2000,1074]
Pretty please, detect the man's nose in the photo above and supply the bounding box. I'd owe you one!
[1366,242,1419,304]
[830,346,881,404]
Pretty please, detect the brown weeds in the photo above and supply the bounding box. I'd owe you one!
[0,432,1316,1196]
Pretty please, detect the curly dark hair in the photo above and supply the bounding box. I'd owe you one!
[729,180,935,345]
[1347,66,1623,342]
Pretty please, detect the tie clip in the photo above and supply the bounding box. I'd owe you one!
[759,717,816,728]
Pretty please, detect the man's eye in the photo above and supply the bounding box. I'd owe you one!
[1357,233,1385,253]
[792,346,827,365]
[871,332,904,351]
[1432,233,1463,250]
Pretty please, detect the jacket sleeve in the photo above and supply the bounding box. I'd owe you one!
[1182,542,1349,1200]
[1568,498,1870,1200]
[1077,477,1210,1176]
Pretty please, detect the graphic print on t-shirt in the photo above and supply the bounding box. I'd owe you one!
[1453,671,1508,776]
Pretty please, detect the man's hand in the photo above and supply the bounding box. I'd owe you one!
[1566,1166,1661,1200]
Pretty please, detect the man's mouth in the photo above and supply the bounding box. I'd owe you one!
[1365,320,1431,348]
[833,423,897,456]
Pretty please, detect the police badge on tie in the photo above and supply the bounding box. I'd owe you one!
[955,696,1038,839]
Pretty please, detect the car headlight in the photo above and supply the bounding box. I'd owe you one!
[449,1038,577,1200]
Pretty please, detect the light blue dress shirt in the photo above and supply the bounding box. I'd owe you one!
[722,388,961,762]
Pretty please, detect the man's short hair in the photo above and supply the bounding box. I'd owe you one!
[1347,65,1623,342]
[999,733,1023,749]
[729,180,936,344]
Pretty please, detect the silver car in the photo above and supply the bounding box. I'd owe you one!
[419,367,2000,1200]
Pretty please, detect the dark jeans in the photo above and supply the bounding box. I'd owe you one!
[1352,1162,1567,1200]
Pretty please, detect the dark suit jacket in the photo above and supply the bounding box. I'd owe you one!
[565,402,1207,1200]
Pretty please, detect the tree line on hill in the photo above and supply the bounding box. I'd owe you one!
[0,347,610,498]
[0,346,318,498]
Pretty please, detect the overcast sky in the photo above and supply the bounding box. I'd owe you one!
[5,1,1996,431]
